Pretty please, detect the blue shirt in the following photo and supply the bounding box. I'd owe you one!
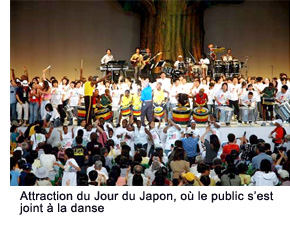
[181,137,199,157]
[141,86,152,101]
[252,153,273,170]
[10,170,20,186]
[10,85,17,104]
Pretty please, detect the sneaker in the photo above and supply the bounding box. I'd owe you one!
[269,121,274,126]
[261,122,266,126]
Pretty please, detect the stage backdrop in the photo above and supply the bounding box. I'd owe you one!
[204,0,290,79]
[10,0,140,80]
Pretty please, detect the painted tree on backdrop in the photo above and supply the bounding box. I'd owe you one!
[118,0,243,63]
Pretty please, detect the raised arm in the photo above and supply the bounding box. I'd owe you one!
[23,66,29,81]
[11,69,16,82]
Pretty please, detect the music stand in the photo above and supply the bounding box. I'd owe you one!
[155,60,166,68]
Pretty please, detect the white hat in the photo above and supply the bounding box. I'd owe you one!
[190,120,196,123]
[178,55,183,58]
[22,80,29,86]
[278,169,289,179]
[274,119,282,126]
[35,167,48,179]
[186,128,193,135]
[13,146,23,155]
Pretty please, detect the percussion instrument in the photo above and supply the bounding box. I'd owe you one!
[121,106,131,116]
[172,107,191,125]
[192,65,201,75]
[132,105,141,117]
[239,107,255,122]
[215,106,234,124]
[224,60,233,74]
[193,107,209,123]
[232,59,240,74]
[154,106,164,120]
[262,98,275,105]
[77,106,86,120]
[177,93,189,107]
[277,101,290,121]
[95,108,113,121]
[214,60,224,74]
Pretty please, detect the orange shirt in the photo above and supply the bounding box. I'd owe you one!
[221,143,240,162]
[273,126,284,144]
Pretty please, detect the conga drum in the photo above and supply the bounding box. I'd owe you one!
[172,107,191,125]
[95,108,113,122]
[193,107,209,123]
[277,101,290,121]
[214,60,224,74]
[132,105,141,117]
[215,106,234,124]
[154,106,164,120]
[77,106,86,123]
[121,106,131,117]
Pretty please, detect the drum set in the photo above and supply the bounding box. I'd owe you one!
[213,59,241,77]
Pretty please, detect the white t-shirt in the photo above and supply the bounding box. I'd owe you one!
[69,88,80,107]
[253,83,265,102]
[150,127,162,148]
[276,91,289,103]
[207,89,215,105]
[47,108,60,121]
[228,84,240,101]
[50,87,63,106]
[214,89,229,105]
[101,54,114,64]
[59,84,69,101]
[111,88,121,110]
[62,132,73,148]
[165,125,181,150]
[240,94,257,107]
[40,154,56,172]
[178,83,191,95]
[170,84,179,104]
[31,133,46,150]
[157,78,171,97]
[250,171,279,186]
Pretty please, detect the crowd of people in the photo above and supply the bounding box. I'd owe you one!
[10,67,290,186]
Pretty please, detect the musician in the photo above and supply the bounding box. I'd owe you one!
[117,89,133,126]
[239,92,257,124]
[174,55,185,71]
[261,82,276,125]
[130,47,143,81]
[141,48,152,74]
[100,89,112,110]
[199,54,210,76]
[214,83,230,106]
[193,88,208,108]
[208,44,216,61]
[84,75,109,124]
[275,85,289,104]
[153,82,169,122]
[101,48,114,64]
[222,48,233,62]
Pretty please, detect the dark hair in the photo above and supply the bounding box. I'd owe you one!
[88,170,98,182]
[210,135,220,152]
[248,92,253,96]
[65,148,74,158]
[45,103,53,112]
[34,125,42,133]
[237,163,248,174]
[10,157,16,170]
[139,148,147,157]
[43,144,52,155]
[197,163,210,174]
[264,143,271,151]
[154,175,166,186]
[249,135,258,145]
[133,153,142,163]
[200,175,211,186]
[24,173,36,186]
[227,133,235,143]
[173,148,185,161]
[10,125,17,133]
[77,173,88,186]
[226,164,238,179]
[135,47,140,52]
[75,136,83,145]
[260,159,272,173]
[132,174,143,186]
[282,85,288,91]
[222,82,228,89]
[174,140,183,148]
[52,79,58,85]
[43,81,49,91]
[77,129,84,137]
[230,149,239,159]
[106,48,111,52]
[257,143,265,153]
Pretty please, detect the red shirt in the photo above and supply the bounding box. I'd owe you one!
[195,93,207,105]
[273,126,284,144]
[221,143,240,162]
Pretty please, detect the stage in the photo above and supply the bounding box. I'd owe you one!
[17,121,290,153]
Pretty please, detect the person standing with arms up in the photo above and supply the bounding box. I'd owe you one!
[84,74,110,125]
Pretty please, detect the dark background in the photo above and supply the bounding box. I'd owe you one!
[11,0,289,79]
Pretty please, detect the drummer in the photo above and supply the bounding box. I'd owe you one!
[153,82,169,123]
[275,85,289,104]
[193,88,208,108]
[117,89,133,126]
[214,83,230,107]
[174,55,185,71]
[261,82,276,126]
[222,48,234,62]
[199,54,210,76]
[239,92,257,124]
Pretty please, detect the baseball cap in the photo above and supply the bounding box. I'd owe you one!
[274,119,282,126]
[186,128,193,135]
[22,163,32,170]
[22,80,29,86]
[278,169,289,179]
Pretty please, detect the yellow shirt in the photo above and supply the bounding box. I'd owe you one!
[130,54,143,67]
[121,95,133,107]
[239,174,251,185]
[132,94,141,107]
[29,124,38,137]
[84,81,95,96]
[154,89,165,104]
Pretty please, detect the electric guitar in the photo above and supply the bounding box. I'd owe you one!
[141,52,162,70]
